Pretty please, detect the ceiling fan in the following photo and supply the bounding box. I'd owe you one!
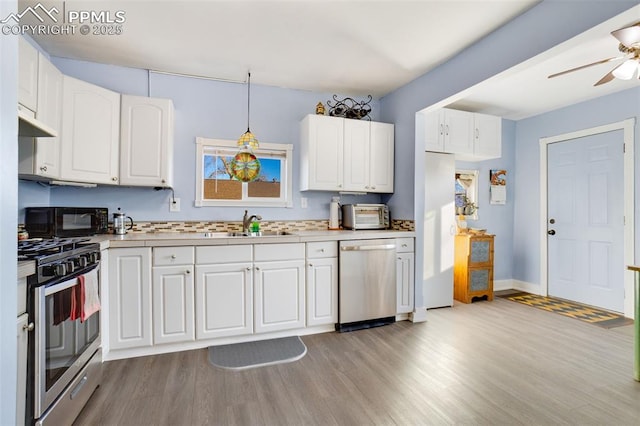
[548,21,640,86]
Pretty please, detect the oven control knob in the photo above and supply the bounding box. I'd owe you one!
[75,256,88,268]
[65,261,75,274]
[52,263,66,277]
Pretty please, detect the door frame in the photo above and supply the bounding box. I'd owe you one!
[539,118,635,318]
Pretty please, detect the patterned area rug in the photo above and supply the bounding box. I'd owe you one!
[498,292,634,329]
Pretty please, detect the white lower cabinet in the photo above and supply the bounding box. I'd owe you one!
[306,242,338,326]
[396,238,415,314]
[254,243,305,333]
[152,246,195,344]
[16,313,28,426]
[195,262,253,339]
[254,259,306,333]
[108,247,153,350]
[152,265,195,344]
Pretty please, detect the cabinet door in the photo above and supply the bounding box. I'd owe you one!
[343,119,370,191]
[60,76,120,185]
[443,109,474,154]
[369,121,394,193]
[16,313,29,426]
[396,252,415,314]
[195,263,253,339]
[18,38,38,112]
[152,265,194,344]
[470,238,493,266]
[33,54,62,178]
[108,248,152,350]
[306,257,337,326]
[424,110,444,152]
[468,267,493,293]
[254,260,305,333]
[120,95,174,187]
[473,113,501,159]
[300,114,343,191]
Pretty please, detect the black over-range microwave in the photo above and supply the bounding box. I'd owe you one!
[24,207,109,238]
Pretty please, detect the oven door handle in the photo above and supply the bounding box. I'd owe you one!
[44,263,99,296]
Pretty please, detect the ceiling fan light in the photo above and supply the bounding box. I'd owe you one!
[611,59,638,80]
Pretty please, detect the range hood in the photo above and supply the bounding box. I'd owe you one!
[18,109,57,138]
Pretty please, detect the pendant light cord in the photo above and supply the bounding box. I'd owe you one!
[246,72,251,132]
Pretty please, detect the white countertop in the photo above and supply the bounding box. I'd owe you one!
[93,229,415,248]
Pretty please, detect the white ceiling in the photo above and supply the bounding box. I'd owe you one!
[20,1,640,120]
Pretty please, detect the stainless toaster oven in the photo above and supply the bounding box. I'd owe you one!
[341,204,390,230]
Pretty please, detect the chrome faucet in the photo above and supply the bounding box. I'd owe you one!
[242,210,262,233]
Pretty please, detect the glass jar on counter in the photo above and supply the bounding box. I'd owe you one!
[18,225,29,241]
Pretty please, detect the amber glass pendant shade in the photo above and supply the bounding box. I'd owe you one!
[237,129,259,150]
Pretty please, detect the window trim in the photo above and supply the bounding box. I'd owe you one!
[195,137,294,207]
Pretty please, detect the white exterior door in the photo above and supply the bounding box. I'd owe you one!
[547,131,624,312]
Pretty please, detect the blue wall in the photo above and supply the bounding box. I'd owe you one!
[378,0,637,309]
[513,87,640,287]
[18,58,384,222]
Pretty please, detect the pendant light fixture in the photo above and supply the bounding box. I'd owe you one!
[230,71,261,182]
[237,72,259,150]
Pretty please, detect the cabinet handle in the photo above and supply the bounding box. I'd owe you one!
[161,179,166,184]
[365,186,370,189]
[171,254,177,259]
[23,322,35,332]
[39,166,47,172]
[319,248,325,252]
[439,124,444,135]
[445,125,449,135]
[255,266,260,271]
[475,128,479,139]
[185,269,191,274]
[371,186,376,190]
[402,244,407,248]
[246,267,252,271]
[112,177,118,182]
[309,263,313,267]
[338,184,342,188]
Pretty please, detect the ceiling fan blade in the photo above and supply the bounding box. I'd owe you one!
[611,22,640,48]
[548,56,624,79]
[594,70,615,86]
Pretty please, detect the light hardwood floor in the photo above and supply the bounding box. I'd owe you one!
[74,298,640,425]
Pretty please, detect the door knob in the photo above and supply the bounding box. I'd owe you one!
[548,230,556,235]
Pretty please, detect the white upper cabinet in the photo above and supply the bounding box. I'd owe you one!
[300,114,344,191]
[425,108,473,154]
[120,95,175,187]
[18,38,38,113]
[470,112,502,160]
[18,54,63,179]
[300,114,395,193]
[60,76,121,184]
[368,121,395,193]
[424,108,501,161]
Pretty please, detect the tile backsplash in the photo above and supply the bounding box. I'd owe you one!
[126,219,414,234]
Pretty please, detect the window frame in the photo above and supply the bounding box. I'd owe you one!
[195,137,294,208]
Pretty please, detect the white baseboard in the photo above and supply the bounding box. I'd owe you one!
[512,279,542,295]
[410,308,428,323]
[493,279,514,291]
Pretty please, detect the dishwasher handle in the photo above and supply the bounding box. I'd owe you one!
[341,244,396,251]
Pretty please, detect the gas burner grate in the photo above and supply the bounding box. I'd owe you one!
[18,237,91,260]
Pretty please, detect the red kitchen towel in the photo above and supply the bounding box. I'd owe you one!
[79,268,100,322]
[70,279,82,321]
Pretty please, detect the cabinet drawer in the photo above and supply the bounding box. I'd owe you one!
[254,243,304,261]
[153,246,194,266]
[306,241,337,258]
[395,238,414,253]
[196,245,252,264]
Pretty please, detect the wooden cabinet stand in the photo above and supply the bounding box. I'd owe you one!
[454,234,494,303]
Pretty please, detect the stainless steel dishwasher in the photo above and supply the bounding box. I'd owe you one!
[337,239,397,332]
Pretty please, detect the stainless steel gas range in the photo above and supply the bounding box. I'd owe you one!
[20,238,103,426]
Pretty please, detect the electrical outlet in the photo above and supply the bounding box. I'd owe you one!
[170,197,181,212]
[300,197,308,208]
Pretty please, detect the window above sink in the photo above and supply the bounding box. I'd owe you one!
[195,138,293,208]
